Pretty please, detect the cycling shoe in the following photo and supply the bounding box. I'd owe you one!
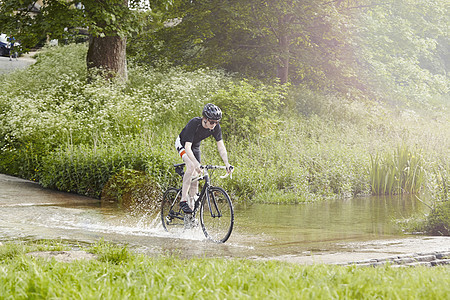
[180,201,193,214]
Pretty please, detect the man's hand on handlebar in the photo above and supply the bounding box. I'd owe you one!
[194,162,202,174]
[226,164,234,174]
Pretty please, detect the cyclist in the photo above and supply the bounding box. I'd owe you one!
[175,103,233,214]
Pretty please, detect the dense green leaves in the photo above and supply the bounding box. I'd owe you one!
[354,0,449,104]
[130,0,448,105]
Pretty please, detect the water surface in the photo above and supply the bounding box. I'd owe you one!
[0,174,432,261]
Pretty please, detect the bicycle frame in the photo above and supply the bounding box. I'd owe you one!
[166,168,221,222]
[192,170,222,218]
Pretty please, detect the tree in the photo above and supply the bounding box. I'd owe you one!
[0,0,170,82]
[353,0,449,103]
[136,0,369,92]
[133,0,448,103]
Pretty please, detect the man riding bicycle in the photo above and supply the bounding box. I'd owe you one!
[175,103,233,214]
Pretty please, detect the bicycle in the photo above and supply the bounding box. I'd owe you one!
[161,163,234,243]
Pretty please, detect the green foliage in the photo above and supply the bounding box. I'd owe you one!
[370,145,425,195]
[0,242,23,262]
[211,80,286,139]
[101,168,162,211]
[427,161,450,203]
[0,0,172,50]
[1,240,450,298]
[132,0,449,106]
[425,200,450,236]
[125,64,229,126]
[355,0,449,104]
[422,162,450,235]
[0,240,69,262]
[0,45,227,198]
[39,142,171,199]
[88,240,132,264]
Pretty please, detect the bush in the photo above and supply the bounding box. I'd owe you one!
[425,200,450,236]
[39,142,172,199]
[211,79,287,139]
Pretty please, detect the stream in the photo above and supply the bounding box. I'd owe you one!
[1,174,449,264]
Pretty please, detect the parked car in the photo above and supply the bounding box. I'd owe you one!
[0,41,10,56]
[0,34,22,57]
[0,34,10,56]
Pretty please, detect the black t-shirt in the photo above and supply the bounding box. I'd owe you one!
[179,117,222,149]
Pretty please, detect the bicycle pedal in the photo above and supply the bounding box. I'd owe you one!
[183,214,199,229]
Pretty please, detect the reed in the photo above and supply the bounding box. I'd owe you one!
[370,145,425,195]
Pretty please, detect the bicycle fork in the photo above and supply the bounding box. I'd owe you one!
[206,191,222,218]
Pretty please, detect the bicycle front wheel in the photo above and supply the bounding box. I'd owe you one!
[200,186,234,243]
[161,187,184,232]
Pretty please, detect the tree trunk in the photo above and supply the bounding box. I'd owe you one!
[276,14,292,84]
[277,33,289,84]
[86,35,128,82]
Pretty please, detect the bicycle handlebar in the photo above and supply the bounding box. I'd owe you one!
[190,165,233,180]
[173,163,233,180]
[202,165,233,179]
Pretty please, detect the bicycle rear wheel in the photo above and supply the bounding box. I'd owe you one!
[161,187,184,232]
[200,186,234,243]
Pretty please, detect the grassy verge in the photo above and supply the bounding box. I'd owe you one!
[1,240,449,299]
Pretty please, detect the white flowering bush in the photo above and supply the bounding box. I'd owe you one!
[0,44,231,196]
[0,43,448,203]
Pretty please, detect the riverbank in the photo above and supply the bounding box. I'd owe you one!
[1,44,448,208]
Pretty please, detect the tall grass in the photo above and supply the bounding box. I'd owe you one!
[1,241,450,299]
[370,145,425,195]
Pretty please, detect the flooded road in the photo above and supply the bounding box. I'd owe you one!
[1,174,449,264]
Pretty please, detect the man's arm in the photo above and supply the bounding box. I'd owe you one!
[217,140,232,173]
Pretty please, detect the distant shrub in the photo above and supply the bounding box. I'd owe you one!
[422,161,450,235]
[125,64,230,126]
[39,142,172,199]
[212,80,287,139]
[425,200,450,236]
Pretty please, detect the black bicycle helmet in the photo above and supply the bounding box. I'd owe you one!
[202,103,222,120]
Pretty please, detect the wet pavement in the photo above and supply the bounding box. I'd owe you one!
[1,173,449,265]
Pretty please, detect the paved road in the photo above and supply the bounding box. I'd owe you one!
[0,52,36,74]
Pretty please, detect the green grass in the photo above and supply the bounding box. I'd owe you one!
[1,241,449,299]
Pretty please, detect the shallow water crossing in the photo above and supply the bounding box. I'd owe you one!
[1,174,449,264]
